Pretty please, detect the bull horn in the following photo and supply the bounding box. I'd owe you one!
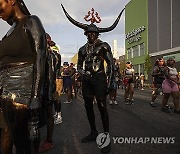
[61,4,87,30]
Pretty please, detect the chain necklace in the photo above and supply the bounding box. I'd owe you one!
[85,39,98,54]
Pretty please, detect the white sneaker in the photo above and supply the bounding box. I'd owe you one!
[129,99,134,105]
[64,100,72,104]
[114,100,118,105]
[109,100,113,105]
[54,112,62,125]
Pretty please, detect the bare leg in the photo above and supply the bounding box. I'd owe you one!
[114,90,117,101]
[1,128,13,154]
[124,85,129,101]
[171,92,180,111]
[151,88,158,102]
[67,87,72,102]
[84,97,96,132]
[162,93,170,108]
[96,97,109,132]
[129,83,134,101]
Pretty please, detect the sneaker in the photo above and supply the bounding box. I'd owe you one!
[166,105,173,109]
[64,100,72,104]
[129,99,134,105]
[161,107,170,113]
[150,102,156,107]
[114,100,118,105]
[81,131,98,143]
[54,112,62,124]
[39,141,54,153]
[174,109,180,114]
[141,88,144,91]
[109,100,113,105]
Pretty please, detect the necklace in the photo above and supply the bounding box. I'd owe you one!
[85,39,98,54]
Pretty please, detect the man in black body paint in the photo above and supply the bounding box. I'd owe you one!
[61,4,124,153]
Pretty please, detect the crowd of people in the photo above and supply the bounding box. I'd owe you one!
[0,1,179,154]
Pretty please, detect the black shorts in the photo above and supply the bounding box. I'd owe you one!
[82,72,107,98]
[128,78,134,84]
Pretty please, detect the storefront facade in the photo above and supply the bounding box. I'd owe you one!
[125,0,148,75]
[125,0,180,76]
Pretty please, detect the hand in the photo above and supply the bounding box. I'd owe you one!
[83,71,92,81]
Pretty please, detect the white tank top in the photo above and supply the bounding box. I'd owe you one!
[125,68,134,75]
[167,66,178,76]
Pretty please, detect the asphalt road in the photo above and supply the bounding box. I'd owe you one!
[39,88,180,154]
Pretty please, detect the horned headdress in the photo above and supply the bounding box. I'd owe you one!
[61,4,124,35]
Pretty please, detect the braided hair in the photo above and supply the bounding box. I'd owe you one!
[6,0,30,25]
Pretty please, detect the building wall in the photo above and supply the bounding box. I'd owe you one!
[172,0,180,48]
[112,40,118,58]
[125,0,148,50]
[125,0,180,77]
[148,0,158,53]
[125,0,148,75]
[159,0,171,51]
[148,0,180,53]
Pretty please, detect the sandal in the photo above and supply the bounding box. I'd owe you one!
[39,141,54,153]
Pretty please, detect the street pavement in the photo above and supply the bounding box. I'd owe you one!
[39,88,180,154]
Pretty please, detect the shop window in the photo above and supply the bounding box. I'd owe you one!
[127,49,132,59]
[132,45,139,57]
[140,43,145,56]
